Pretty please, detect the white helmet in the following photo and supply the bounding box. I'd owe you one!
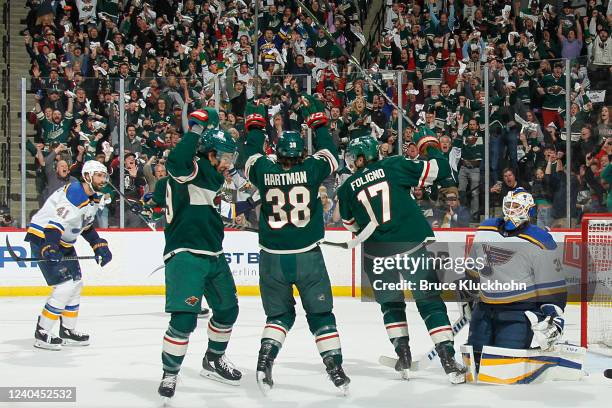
[502,188,535,229]
[82,160,108,190]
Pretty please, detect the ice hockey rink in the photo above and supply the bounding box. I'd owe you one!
[1,296,611,408]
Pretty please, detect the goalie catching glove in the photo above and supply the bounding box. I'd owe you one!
[300,95,328,129]
[245,102,267,131]
[525,304,565,350]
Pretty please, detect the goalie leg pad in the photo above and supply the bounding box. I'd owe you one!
[477,345,586,384]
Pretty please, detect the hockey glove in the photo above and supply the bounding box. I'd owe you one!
[525,304,565,351]
[41,243,62,263]
[300,95,328,129]
[412,126,440,158]
[245,103,267,131]
[92,239,112,267]
[140,193,165,222]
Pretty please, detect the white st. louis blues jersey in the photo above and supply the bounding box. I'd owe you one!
[468,218,566,305]
[26,182,103,248]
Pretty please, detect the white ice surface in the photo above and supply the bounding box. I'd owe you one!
[1,297,611,408]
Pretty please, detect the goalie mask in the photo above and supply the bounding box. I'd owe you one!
[502,188,536,230]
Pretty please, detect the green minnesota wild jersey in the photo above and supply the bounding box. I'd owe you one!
[153,131,225,261]
[540,74,573,111]
[337,154,450,247]
[244,128,338,254]
[36,111,73,144]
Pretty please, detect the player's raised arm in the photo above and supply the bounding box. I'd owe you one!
[166,108,218,182]
[243,102,268,183]
[395,127,451,188]
[300,94,339,177]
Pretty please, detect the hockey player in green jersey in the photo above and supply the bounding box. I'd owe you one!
[336,133,466,384]
[243,95,350,395]
[151,108,242,401]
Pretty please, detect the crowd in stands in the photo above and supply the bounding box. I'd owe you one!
[19,0,612,230]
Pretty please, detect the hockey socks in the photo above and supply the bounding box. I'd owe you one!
[308,312,343,365]
[162,325,190,374]
[415,298,454,344]
[207,318,233,355]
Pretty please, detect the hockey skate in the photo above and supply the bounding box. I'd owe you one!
[394,337,412,380]
[435,342,466,384]
[34,322,63,350]
[158,371,178,402]
[256,343,275,396]
[200,352,242,386]
[323,356,350,395]
[59,324,90,346]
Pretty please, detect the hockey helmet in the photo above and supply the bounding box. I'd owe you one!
[502,188,536,230]
[198,129,237,160]
[345,135,379,171]
[276,131,305,158]
[82,160,109,191]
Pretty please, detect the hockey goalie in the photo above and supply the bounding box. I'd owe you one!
[462,188,586,384]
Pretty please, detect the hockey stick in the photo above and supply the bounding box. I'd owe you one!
[295,0,415,127]
[5,236,97,263]
[105,181,157,231]
[221,217,349,248]
[378,301,474,372]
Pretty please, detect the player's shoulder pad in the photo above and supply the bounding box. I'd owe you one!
[64,182,90,208]
[520,224,557,250]
[478,217,503,231]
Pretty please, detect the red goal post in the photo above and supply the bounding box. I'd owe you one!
[580,213,612,349]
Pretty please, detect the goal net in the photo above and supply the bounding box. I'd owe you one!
[581,214,612,349]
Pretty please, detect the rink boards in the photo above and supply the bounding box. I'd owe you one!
[0,228,581,296]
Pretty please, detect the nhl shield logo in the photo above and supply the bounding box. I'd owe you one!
[185,296,199,306]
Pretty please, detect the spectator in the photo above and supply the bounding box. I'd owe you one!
[39,143,79,204]
[589,28,612,90]
[413,187,435,224]
[595,106,612,141]
[456,117,483,221]
[531,165,554,229]
[0,206,13,227]
[550,153,579,227]
[434,192,471,228]
[110,152,147,227]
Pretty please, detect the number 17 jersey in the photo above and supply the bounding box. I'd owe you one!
[337,155,448,246]
[244,130,338,254]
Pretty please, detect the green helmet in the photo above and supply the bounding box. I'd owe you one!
[276,131,305,158]
[345,136,379,169]
[198,129,237,156]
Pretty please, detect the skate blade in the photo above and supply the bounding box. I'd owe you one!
[61,339,90,347]
[199,369,241,386]
[256,372,272,396]
[336,382,350,397]
[447,372,466,384]
[34,340,62,351]
[159,396,173,407]
[400,369,410,380]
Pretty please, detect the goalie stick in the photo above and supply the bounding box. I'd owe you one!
[4,236,97,263]
[378,301,474,372]
[294,0,415,128]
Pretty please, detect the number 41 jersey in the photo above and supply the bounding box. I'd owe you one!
[244,130,338,254]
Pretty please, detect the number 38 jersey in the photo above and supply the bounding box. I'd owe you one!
[244,128,338,253]
[337,155,449,248]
